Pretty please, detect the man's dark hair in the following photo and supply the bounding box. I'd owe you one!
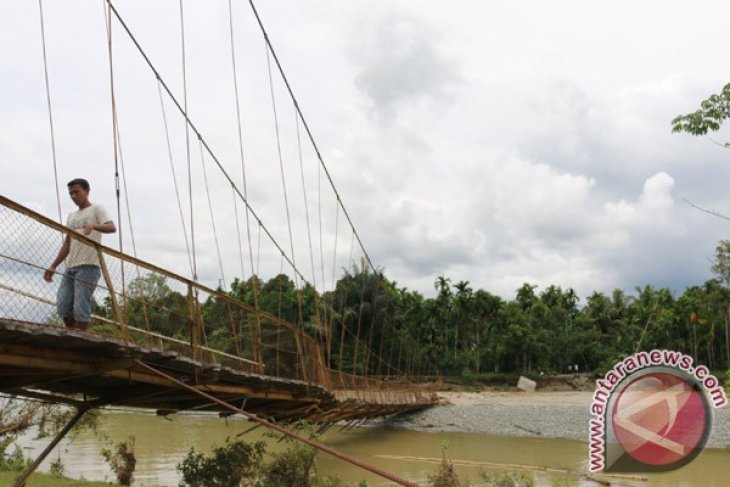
[67,178,90,191]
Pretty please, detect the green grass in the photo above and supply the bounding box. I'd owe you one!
[0,470,112,486]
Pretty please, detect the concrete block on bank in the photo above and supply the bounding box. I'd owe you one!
[517,376,536,392]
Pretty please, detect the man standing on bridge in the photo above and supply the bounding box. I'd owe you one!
[43,178,116,331]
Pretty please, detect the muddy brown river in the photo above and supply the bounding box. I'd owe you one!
[17,410,730,486]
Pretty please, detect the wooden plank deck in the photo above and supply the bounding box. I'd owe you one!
[0,319,435,422]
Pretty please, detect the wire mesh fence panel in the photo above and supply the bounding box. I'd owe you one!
[0,196,434,406]
[0,203,67,324]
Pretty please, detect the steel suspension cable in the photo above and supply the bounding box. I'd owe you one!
[265,47,298,291]
[156,80,194,276]
[317,156,329,357]
[328,200,340,367]
[115,120,151,330]
[337,232,355,374]
[106,0,401,377]
[231,188,246,280]
[135,360,420,487]
[295,111,319,293]
[106,0,307,287]
[318,159,326,294]
[178,0,196,282]
[256,222,262,277]
[265,45,306,332]
[331,202,340,294]
[198,138,226,287]
[352,260,368,375]
[246,0,376,273]
[226,0,249,282]
[364,277,382,377]
[227,0,262,352]
[37,0,62,225]
[104,0,128,336]
[102,1,149,330]
[295,108,324,347]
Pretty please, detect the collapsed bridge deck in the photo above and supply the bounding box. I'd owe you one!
[0,319,435,422]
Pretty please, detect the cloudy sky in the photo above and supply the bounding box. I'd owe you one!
[2,0,730,301]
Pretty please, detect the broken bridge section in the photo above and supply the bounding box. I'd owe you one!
[0,318,433,421]
[0,195,437,422]
[0,194,435,487]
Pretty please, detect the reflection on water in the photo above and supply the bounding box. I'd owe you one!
[18,411,729,486]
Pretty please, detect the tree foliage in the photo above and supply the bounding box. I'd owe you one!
[672,82,730,140]
[101,436,136,486]
[177,438,266,487]
[102,244,730,379]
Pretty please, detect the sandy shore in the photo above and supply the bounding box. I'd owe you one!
[384,390,730,449]
[438,390,594,406]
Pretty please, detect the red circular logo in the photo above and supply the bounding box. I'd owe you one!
[611,372,708,466]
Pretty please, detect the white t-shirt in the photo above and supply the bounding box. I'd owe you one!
[65,204,113,268]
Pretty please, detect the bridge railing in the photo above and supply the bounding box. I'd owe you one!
[0,195,436,402]
[0,195,328,385]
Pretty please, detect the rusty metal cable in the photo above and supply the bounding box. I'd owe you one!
[178,0,196,283]
[265,45,300,303]
[198,138,226,287]
[104,0,405,380]
[104,0,128,334]
[226,0,249,282]
[102,0,149,331]
[37,0,62,226]
[157,80,194,276]
[246,0,376,274]
[105,0,306,287]
[226,0,263,363]
[134,360,419,487]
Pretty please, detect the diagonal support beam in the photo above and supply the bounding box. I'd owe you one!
[13,406,88,487]
[134,360,419,487]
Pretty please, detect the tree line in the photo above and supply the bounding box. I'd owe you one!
[104,241,730,379]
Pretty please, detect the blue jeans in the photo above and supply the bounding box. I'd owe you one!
[57,265,101,323]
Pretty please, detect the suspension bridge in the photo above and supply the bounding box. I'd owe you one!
[1,1,438,486]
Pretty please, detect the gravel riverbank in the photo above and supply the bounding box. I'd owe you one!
[383,391,730,449]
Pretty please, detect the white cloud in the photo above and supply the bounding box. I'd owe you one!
[2,0,730,303]
[604,172,675,228]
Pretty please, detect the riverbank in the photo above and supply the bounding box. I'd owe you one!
[0,470,111,486]
[383,390,730,449]
[12,404,730,487]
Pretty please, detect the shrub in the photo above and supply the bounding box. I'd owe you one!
[49,456,65,476]
[261,443,317,487]
[101,436,136,486]
[0,438,27,472]
[480,471,534,487]
[428,443,462,487]
[178,438,266,487]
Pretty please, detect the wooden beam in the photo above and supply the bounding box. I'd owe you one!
[0,374,70,391]
[13,407,88,487]
[5,389,85,407]
[0,348,314,401]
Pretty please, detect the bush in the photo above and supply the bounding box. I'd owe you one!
[428,443,463,487]
[261,443,317,487]
[176,434,370,487]
[178,438,266,487]
[0,438,27,472]
[101,436,136,486]
[480,471,534,487]
[50,456,65,476]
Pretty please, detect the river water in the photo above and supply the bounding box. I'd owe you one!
[17,410,729,486]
